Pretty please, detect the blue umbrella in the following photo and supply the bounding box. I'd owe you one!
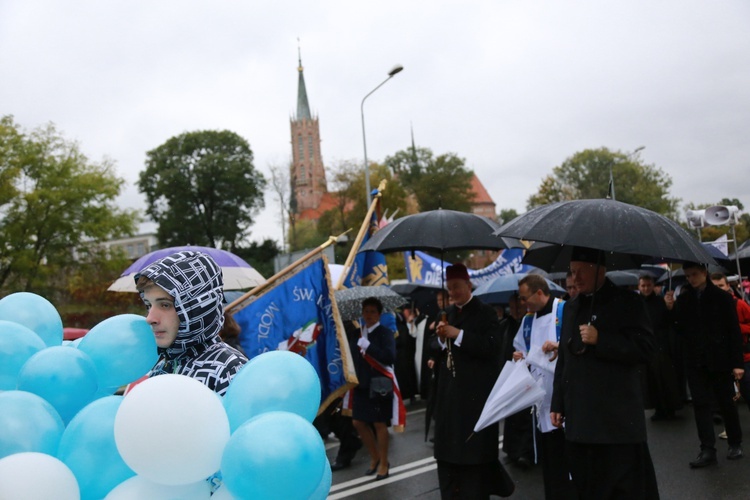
[473,273,565,305]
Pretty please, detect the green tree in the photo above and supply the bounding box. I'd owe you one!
[498,208,519,226]
[0,116,138,294]
[138,130,266,250]
[234,238,281,280]
[385,147,474,212]
[527,147,679,217]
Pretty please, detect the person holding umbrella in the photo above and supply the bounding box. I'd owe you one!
[550,246,659,499]
[433,263,513,498]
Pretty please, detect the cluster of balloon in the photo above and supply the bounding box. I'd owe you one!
[1,291,331,499]
[221,350,330,499]
[0,292,160,498]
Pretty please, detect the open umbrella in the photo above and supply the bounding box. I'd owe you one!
[334,286,407,321]
[108,245,266,292]
[473,360,546,434]
[360,208,522,254]
[605,270,642,288]
[473,273,565,305]
[494,199,715,269]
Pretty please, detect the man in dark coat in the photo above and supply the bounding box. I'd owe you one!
[433,263,512,499]
[639,274,682,420]
[667,262,744,467]
[550,247,659,499]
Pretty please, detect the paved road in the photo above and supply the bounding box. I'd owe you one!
[326,400,750,499]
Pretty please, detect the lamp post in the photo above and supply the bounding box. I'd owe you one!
[361,64,404,206]
[608,145,645,201]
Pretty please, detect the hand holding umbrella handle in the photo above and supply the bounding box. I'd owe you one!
[440,311,456,378]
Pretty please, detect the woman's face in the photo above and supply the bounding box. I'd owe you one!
[362,304,381,328]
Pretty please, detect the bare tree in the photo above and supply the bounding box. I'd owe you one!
[268,162,291,252]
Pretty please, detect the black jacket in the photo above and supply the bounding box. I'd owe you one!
[551,279,655,444]
[433,296,502,464]
[349,323,396,389]
[672,279,743,371]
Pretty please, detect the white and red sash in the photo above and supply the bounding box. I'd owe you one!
[342,353,406,432]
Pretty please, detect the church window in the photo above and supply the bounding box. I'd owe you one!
[308,136,314,158]
[298,136,304,158]
[300,164,306,179]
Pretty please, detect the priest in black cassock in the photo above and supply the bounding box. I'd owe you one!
[551,247,659,499]
[433,263,513,499]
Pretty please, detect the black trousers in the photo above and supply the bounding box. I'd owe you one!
[686,365,742,449]
[535,427,576,500]
[566,441,659,500]
[436,460,514,499]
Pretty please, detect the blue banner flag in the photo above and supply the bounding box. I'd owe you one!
[404,248,533,287]
[232,253,357,410]
[342,209,389,288]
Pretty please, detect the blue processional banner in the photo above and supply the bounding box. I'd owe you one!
[232,253,356,411]
[403,248,533,287]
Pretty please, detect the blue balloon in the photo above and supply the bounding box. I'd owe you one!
[0,320,46,390]
[17,346,99,424]
[78,314,157,388]
[221,411,326,499]
[0,292,63,347]
[0,390,65,459]
[309,458,332,500]
[223,350,321,432]
[57,396,135,500]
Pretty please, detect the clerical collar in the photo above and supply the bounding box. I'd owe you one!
[536,296,554,317]
[456,295,474,310]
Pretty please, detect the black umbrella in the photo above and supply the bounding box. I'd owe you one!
[494,199,716,266]
[360,208,522,254]
[605,270,641,288]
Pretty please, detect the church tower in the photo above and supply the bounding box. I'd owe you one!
[290,50,327,216]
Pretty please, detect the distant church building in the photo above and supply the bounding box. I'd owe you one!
[289,54,496,234]
[290,53,336,221]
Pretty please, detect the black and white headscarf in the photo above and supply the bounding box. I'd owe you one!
[136,250,247,395]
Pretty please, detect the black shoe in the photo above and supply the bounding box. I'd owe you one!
[330,460,351,471]
[365,462,379,476]
[727,446,744,460]
[375,462,390,480]
[689,449,718,468]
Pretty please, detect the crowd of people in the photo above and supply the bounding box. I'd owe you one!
[323,251,749,499]
[137,248,749,499]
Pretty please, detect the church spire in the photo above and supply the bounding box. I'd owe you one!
[296,42,312,120]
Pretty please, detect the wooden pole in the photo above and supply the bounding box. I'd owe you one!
[335,179,387,290]
[226,231,349,314]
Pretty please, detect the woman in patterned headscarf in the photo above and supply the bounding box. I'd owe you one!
[135,250,247,396]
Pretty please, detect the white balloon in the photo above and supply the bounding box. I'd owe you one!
[104,476,210,500]
[114,374,230,486]
[0,452,80,500]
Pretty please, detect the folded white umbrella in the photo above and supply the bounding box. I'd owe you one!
[473,360,546,433]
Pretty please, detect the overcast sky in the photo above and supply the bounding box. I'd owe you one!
[2,1,749,246]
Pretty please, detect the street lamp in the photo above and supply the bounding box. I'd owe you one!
[361,64,404,206]
[608,145,645,201]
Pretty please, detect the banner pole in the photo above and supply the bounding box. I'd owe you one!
[336,179,387,290]
[226,231,350,314]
